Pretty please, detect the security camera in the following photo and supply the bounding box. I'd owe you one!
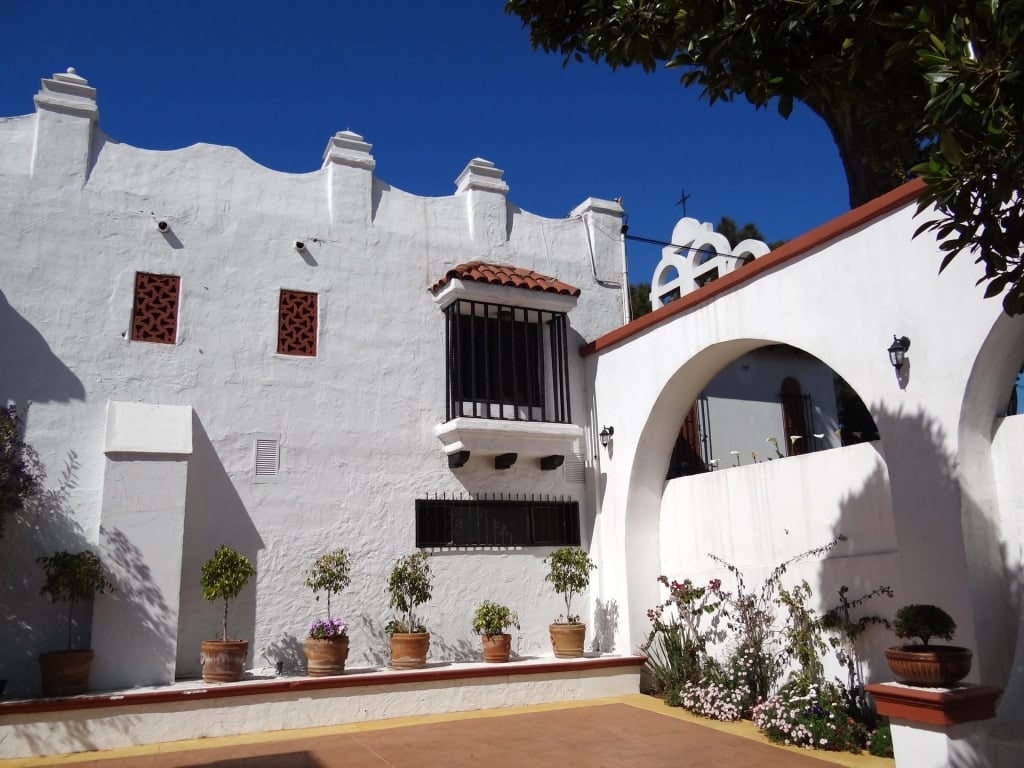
[294,240,305,251]
[157,220,169,233]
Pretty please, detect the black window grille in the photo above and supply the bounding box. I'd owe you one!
[444,299,571,423]
[415,495,580,548]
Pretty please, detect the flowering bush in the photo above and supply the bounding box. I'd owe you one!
[752,676,867,753]
[643,576,726,698]
[678,655,753,721]
[308,617,348,640]
[867,720,894,758]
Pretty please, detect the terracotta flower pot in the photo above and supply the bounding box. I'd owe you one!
[884,645,972,687]
[304,636,350,677]
[39,649,93,697]
[200,640,249,683]
[481,633,512,663]
[549,622,586,658]
[389,632,430,669]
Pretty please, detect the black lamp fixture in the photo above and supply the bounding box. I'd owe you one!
[888,335,911,370]
[599,425,615,448]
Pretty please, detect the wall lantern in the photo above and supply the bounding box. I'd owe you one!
[599,425,615,448]
[888,335,911,370]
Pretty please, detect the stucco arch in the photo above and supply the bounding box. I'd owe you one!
[621,337,856,649]
[956,311,1024,699]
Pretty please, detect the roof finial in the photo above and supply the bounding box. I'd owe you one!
[67,67,77,75]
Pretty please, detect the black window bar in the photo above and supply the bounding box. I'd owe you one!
[444,299,571,423]
[415,493,581,548]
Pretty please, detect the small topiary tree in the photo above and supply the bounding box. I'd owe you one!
[200,545,256,641]
[304,549,352,620]
[544,546,596,624]
[386,551,432,633]
[37,550,114,650]
[472,600,520,636]
[893,604,956,647]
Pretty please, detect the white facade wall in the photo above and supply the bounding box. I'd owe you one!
[587,188,1024,752]
[0,71,626,696]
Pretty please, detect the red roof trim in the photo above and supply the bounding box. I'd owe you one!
[580,178,927,357]
[431,261,581,297]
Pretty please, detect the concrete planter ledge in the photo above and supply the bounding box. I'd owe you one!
[0,655,645,759]
[866,682,1002,726]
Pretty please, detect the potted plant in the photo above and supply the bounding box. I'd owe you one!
[544,546,597,658]
[36,550,113,696]
[199,545,256,683]
[472,600,520,663]
[883,604,972,686]
[303,549,352,676]
[385,551,432,669]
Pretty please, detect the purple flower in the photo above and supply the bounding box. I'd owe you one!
[309,617,348,639]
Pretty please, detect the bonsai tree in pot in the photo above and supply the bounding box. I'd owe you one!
[884,604,972,686]
[199,545,256,683]
[386,551,432,669]
[303,548,352,677]
[545,546,597,658]
[36,550,114,696]
[472,600,520,663]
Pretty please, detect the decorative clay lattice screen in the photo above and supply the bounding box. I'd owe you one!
[278,290,318,356]
[131,272,181,344]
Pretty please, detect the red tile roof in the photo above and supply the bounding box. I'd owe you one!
[430,261,581,297]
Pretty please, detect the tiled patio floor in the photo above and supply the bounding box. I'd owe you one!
[6,696,892,768]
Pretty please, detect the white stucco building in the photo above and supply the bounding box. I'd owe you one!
[3,68,1024,766]
[0,69,626,695]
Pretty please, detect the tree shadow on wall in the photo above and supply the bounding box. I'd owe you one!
[0,289,85,405]
[262,633,306,676]
[823,405,1022,767]
[96,525,176,685]
[593,597,619,654]
[174,413,263,679]
[0,450,92,696]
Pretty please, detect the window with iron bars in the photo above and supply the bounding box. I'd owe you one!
[415,495,580,548]
[443,299,571,423]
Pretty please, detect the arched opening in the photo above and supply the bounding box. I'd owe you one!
[695,244,717,266]
[659,345,878,474]
[621,339,888,652]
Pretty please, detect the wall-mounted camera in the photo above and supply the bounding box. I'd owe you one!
[294,241,305,251]
[157,220,169,233]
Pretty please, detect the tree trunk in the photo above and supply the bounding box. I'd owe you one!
[810,100,916,208]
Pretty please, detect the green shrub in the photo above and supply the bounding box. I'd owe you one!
[893,604,956,646]
[387,552,432,633]
[544,546,596,623]
[471,600,520,636]
[37,550,114,650]
[200,545,256,641]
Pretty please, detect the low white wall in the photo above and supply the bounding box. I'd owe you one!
[0,664,640,759]
[658,441,902,682]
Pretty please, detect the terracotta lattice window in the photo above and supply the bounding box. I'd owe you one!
[131,272,181,344]
[277,290,318,356]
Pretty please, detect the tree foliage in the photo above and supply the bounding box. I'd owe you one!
[0,404,43,537]
[37,550,114,650]
[304,548,352,620]
[507,0,1024,314]
[544,546,596,623]
[200,545,256,641]
[387,551,432,633]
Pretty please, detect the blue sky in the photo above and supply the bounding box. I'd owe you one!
[0,1,850,285]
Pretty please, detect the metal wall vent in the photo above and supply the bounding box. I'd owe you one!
[563,453,586,484]
[254,436,279,483]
